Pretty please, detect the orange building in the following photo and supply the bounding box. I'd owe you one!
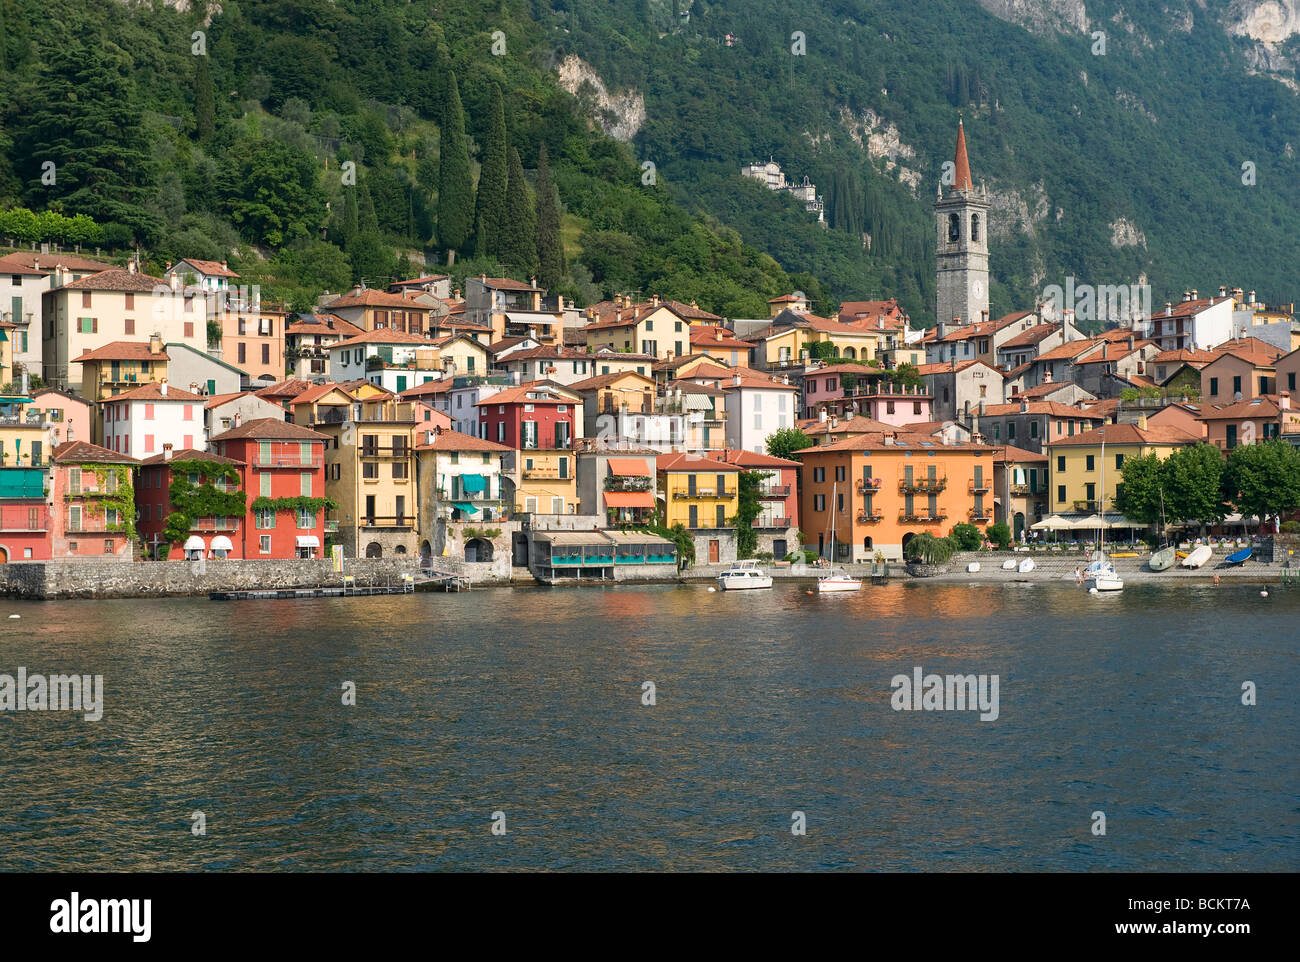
[797,431,997,562]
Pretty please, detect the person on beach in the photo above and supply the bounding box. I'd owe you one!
[1213,574,1220,586]
[1075,566,1082,584]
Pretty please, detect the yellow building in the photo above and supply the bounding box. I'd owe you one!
[69,338,170,406]
[656,452,740,563]
[1047,419,1200,515]
[313,394,418,559]
[512,449,578,515]
[582,298,713,359]
[0,395,56,467]
[429,332,489,378]
[748,312,879,367]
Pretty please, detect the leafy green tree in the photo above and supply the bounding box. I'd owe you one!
[887,362,924,389]
[1223,440,1300,531]
[949,522,983,551]
[347,231,396,286]
[729,470,770,559]
[985,521,1012,550]
[472,85,508,258]
[437,70,474,263]
[220,139,326,247]
[1112,452,1163,524]
[904,532,956,565]
[500,147,537,273]
[1161,443,1224,530]
[534,143,566,290]
[194,54,216,143]
[765,427,813,460]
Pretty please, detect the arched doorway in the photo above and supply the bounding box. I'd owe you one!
[365,542,382,558]
[863,536,873,551]
[394,545,407,555]
[1013,512,1026,541]
[465,538,493,562]
[843,346,856,359]
[901,532,915,556]
[0,546,8,564]
[420,540,432,567]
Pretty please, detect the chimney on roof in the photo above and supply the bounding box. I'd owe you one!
[818,408,827,423]
[163,443,173,461]
[732,374,742,387]
[1191,289,1198,300]
[189,382,198,395]
[937,320,947,340]
[169,271,178,292]
[1138,415,1148,430]
[1128,334,1135,352]
[1043,368,1053,383]
[1182,291,1191,302]
[1219,286,1227,298]
[530,275,537,289]
[128,260,138,275]
[1248,290,1256,305]
[149,333,163,356]
[159,379,168,397]
[233,412,242,428]
[221,260,228,272]
[165,261,172,271]
[1020,398,1029,414]
[830,312,839,323]
[1165,302,1173,316]
[1281,392,1290,410]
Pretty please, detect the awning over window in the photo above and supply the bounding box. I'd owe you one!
[459,473,486,493]
[603,492,655,508]
[607,458,649,477]
[451,502,480,513]
[183,536,205,551]
[295,536,320,548]
[211,536,233,552]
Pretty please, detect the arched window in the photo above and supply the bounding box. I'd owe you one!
[365,542,382,558]
[863,537,873,551]
[948,212,960,242]
[970,214,980,242]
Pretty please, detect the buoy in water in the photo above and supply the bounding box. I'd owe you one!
[806,589,813,595]
[1088,587,1098,594]
[1261,590,1269,597]
[707,586,716,592]
[7,614,18,619]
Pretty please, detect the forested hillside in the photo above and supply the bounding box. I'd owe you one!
[1,0,1298,323]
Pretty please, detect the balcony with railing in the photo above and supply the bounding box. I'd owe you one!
[754,516,792,529]
[252,453,324,468]
[1010,483,1033,496]
[360,515,414,529]
[969,479,992,494]
[857,510,884,523]
[604,476,652,492]
[672,487,732,499]
[522,466,568,480]
[855,477,883,493]
[968,508,993,522]
[1073,499,1100,512]
[900,477,947,493]
[758,484,791,499]
[899,511,947,523]
[359,444,411,460]
[0,505,50,531]
[190,517,241,531]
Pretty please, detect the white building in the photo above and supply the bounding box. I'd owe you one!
[448,380,509,437]
[720,372,798,454]
[328,329,443,390]
[0,251,113,379]
[494,347,655,386]
[1137,293,1236,352]
[100,380,206,457]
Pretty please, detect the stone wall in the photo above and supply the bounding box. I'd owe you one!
[0,558,427,600]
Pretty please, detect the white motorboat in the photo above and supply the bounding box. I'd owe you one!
[1087,435,1124,591]
[1180,544,1213,568]
[716,559,773,590]
[816,481,861,592]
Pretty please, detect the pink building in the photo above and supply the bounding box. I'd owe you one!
[48,441,139,561]
[802,364,885,419]
[30,388,92,447]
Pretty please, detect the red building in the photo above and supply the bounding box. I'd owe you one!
[0,465,51,563]
[719,449,802,532]
[136,418,328,559]
[475,381,580,449]
[49,441,139,561]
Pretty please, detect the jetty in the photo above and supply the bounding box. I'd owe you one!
[209,567,470,600]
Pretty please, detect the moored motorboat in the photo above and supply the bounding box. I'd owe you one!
[716,559,773,590]
[817,572,862,592]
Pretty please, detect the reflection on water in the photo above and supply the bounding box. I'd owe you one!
[0,583,1296,871]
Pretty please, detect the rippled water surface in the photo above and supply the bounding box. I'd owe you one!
[0,582,1296,871]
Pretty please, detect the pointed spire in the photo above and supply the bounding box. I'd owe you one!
[952,117,973,193]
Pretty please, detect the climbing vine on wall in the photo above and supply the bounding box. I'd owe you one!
[164,459,246,544]
[72,464,137,542]
[250,496,337,514]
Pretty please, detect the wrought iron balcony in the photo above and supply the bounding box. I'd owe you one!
[857,511,884,523]
[900,477,946,493]
[969,479,992,494]
[968,508,993,522]
[899,512,947,523]
[856,477,882,492]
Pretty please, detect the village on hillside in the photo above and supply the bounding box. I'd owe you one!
[1,123,1298,585]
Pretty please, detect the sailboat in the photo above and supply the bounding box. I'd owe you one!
[1086,433,1124,592]
[1148,488,1177,571]
[818,481,862,592]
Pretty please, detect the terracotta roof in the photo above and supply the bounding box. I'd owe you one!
[286,314,364,338]
[488,336,535,354]
[797,415,896,435]
[1199,395,1282,420]
[952,119,973,192]
[1151,347,1219,365]
[839,299,904,319]
[138,447,243,466]
[52,440,139,465]
[1143,297,1232,322]
[474,276,538,292]
[928,313,1025,342]
[1048,423,1200,447]
[56,268,168,293]
[254,379,316,401]
[323,288,432,310]
[503,346,647,363]
[998,323,1058,349]
[656,452,739,472]
[1211,336,1284,359]
[978,401,1105,419]
[568,371,656,392]
[173,258,238,278]
[915,359,984,376]
[475,382,579,406]
[389,275,449,287]
[719,449,801,468]
[994,444,1049,462]
[398,380,453,398]
[1204,349,1279,368]
[99,382,204,403]
[666,378,726,397]
[1073,341,1153,364]
[414,429,511,452]
[660,299,722,322]
[582,306,656,332]
[71,340,169,363]
[1015,381,1087,399]
[652,355,733,376]
[768,294,806,304]
[690,326,754,350]
[803,431,996,453]
[289,383,355,407]
[209,417,329,442]
[204,391,252,410]
[802,363,884,378]
[1033,339,1103,363]
[0,252,112,273]
[710,371,799,391]
[333,329,442,349]
[764,309,875,336]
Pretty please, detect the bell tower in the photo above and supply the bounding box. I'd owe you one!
[934,118,990,329]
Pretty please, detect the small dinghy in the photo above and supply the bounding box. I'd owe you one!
[1148,546,1177,571]
[1180,544,1213,568]
[1017,558,1036,573]
[967,562,981,573]
[1224,547,1252,566]
[1001,559,1017,570]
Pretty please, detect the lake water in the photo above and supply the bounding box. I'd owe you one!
[1,582,1296,871]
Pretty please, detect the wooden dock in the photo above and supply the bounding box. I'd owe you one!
[210,569,470,601]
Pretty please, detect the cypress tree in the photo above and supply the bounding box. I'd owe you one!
[500,146,536,273]
[534,143,566,290]
[472,84,508,258]
[358,179,379,234]
[437,69,474,264]
[195,55,216,143]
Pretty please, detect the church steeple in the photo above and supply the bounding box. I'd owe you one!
[952,118,973,193]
